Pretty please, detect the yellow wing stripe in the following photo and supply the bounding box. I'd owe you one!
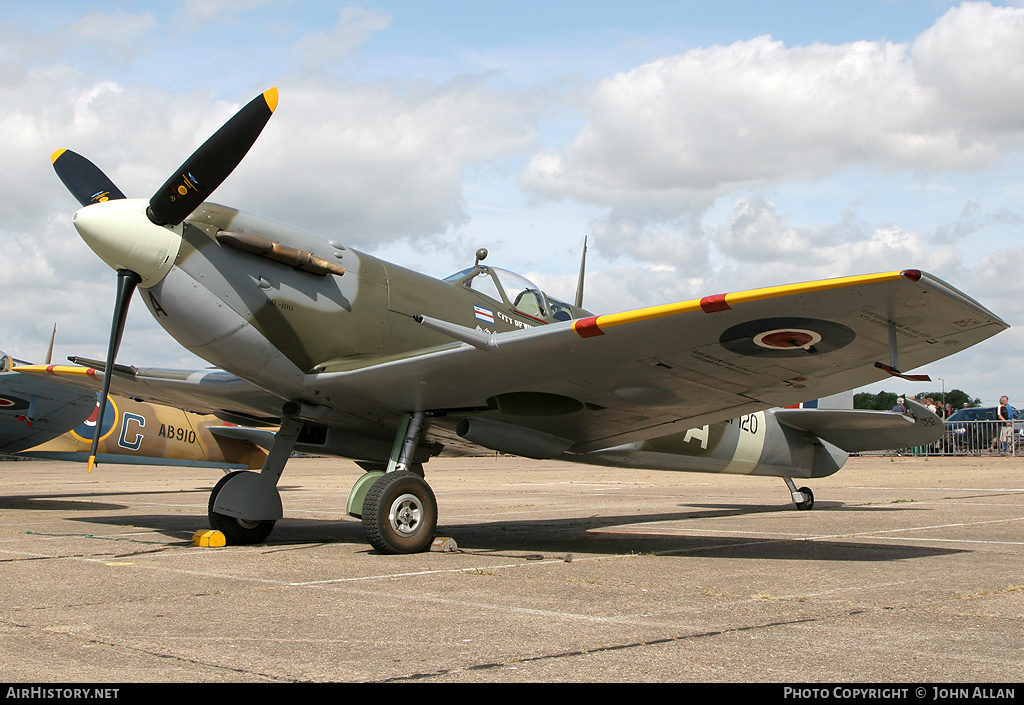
[722,271,905,307]
[12,364,99,378]
[573,270,907,337]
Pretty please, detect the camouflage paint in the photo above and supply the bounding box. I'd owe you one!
[138,202,582,407]
[575,409,846,479]
[24,394,266,469]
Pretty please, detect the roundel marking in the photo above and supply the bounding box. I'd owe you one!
[753,328,822,351]
[70,395,119,443]
[720,317,855,358]
[0,395,30,411]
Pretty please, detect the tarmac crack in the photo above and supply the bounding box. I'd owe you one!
[374,611,865,682]
[0,618,298,683]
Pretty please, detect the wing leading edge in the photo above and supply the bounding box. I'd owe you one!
[12,363,286,424]
[14,270,1006,460]
[307,269,1006,452]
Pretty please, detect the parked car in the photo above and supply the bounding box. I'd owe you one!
[942,406,1024,453]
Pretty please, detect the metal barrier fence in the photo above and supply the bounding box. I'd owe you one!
[861,420,1020,457]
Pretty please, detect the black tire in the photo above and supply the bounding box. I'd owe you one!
[208,471,276,545]
[795,486,814,511]
[362,471,437,554]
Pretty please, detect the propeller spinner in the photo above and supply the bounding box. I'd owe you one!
[51,87,279,471]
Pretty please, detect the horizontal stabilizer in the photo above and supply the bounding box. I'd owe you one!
[772,398,942,452]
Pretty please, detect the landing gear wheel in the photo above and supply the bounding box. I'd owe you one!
[795,486,814,511]
[208,471,276,545]
[362,471,437,554]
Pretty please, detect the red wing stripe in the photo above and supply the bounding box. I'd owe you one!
[700,294,731,313]
[40,364,98,379]
[573,316,605,338]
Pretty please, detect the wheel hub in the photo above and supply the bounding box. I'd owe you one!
[389,493,422,536]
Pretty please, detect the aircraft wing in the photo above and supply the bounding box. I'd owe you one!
[0,371,96,453]
[11,363,286,425]
[311,270,1006,453]
[12,270,1004,461]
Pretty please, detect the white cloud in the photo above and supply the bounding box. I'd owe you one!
[0,9,547,368]
[931,201,1023,244]
[713,196,821,263]
[227,76,542,245]
[180,0,282,23]
[509,1,1024,404]
[1,2,1021,405]
[5,12,157,72]
[561,193,970,317]
[291,7,392,72]
[912,2,1024,135]
[588,215,708,268]
[521,2,1024,218]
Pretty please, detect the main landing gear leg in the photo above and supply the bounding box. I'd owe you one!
[361,412,438,554]
[784,476,814,510]
[208,417,303,544]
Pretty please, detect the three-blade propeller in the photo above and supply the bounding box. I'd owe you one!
[51,88,279,471]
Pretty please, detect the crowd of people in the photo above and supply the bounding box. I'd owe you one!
[890,394,1017,454]
[889,395,962,419]
[891,394,1014,421]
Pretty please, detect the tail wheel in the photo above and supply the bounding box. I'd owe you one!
[795,486,814,511]
[208,471,276,545]
[362,471,437,554]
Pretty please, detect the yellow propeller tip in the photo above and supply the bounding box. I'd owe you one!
[87,456,96,473]
[263,87,279,113]
[51,148,67,164]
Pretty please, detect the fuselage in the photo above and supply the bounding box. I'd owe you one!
[70,199,859,480]
[72,199,584,411]
[572,409,848,479]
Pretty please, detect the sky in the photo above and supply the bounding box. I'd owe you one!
[2,0,1024,406]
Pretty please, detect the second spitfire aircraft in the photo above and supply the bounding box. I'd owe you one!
[0,349,267,469]
[21,87,1007,553]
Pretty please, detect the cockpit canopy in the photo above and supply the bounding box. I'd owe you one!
[444,265,589,322]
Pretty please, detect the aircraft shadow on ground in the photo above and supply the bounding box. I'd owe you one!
[0,484,302,513]
[70,503,964,562]
[674,501,929,518]
[0,496,128,512]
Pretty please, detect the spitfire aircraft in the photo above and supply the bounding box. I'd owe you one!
[17,87,1007,554]
[0,350,94,455]
[1,349,267,468]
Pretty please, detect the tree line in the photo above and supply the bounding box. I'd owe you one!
[853,389,981,411]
